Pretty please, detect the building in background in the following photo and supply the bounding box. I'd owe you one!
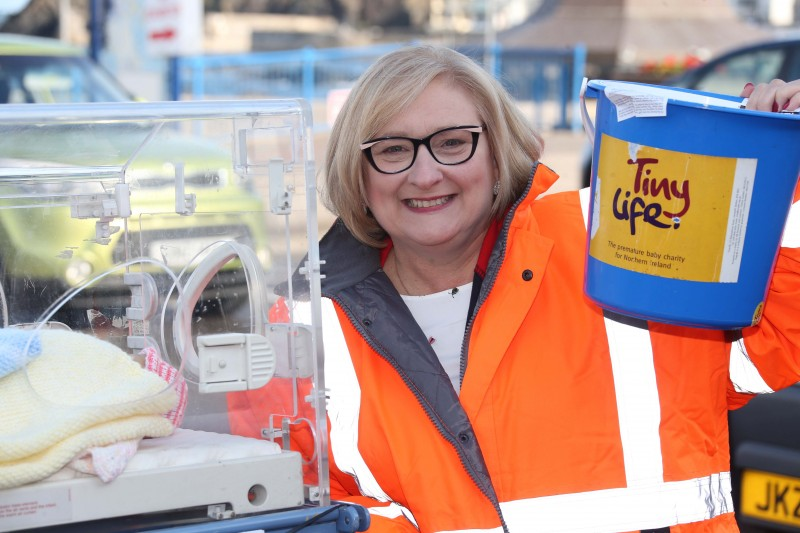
[500,0,775,82]
[427,0,540,40]
[0,0,798,98]
[732,0,800,26]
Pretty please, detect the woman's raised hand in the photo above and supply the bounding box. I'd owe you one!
[740,79,800,112]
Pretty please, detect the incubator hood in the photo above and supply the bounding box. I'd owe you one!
[0,99,347,531]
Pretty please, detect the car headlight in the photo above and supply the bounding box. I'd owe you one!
[64,259,93,287]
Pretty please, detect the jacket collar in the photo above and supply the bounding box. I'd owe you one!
[318,218,381,297]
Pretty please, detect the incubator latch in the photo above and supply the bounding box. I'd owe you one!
[299,259,326,282]
[270,323,314,379]
[206,504,234,520]
[124,272,159,321]
[173,162,197,216]
[305,485,321,503]
[197,333,277,393]
[69,183,131,245]
[269,159,292,215]
[124,272,159,352]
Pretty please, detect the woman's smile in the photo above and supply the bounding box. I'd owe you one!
[404,194,455,209]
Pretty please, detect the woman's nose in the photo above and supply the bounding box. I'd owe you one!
[406,146,444,188]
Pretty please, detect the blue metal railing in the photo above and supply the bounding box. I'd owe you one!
[172,42,586,131]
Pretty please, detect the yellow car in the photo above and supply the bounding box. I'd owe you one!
[0,34,270,328]
[0,33,133,103]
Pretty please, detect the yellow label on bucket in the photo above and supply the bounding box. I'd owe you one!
[589,134,757,283]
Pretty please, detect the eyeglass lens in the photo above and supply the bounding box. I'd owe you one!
[366,127,479,174]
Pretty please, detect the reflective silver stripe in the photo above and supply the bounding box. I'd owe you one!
[579,185,592,227]
[730,338,774,394]
[320,298,393,502]
[367,502,419,527]
[581,186,664,484]
[367,504,405,520]
[499,472,732,532]
[437,526,500,533]
[604,316,664,485]
[783,200,800,248]
[321,298,419,528]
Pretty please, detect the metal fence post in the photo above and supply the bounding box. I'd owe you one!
[302,47,316,104]
[571,43,587,132]
[494,42,503,80]
[169,57,180,101]
[190,56,206,101]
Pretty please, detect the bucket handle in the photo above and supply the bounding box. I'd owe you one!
[579,77,595,147]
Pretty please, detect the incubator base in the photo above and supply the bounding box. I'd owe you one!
[0,430,304,532]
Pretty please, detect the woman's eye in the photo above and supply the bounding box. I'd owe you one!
[376,141,412,157]
[437,137,468,151]
[383,144,406,154]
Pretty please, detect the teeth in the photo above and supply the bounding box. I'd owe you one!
[406,196,451,208]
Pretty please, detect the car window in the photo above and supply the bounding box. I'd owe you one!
[784,44,800,82]
[0,55,131,103]
[694,48,785,95]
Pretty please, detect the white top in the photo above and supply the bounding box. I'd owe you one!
[401,282,473,394]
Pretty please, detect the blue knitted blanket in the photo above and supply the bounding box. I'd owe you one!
[0,329,41,379]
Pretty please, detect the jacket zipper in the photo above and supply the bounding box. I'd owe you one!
[459,164,536,385]
[331,295,510,533]
[453,165,537,531]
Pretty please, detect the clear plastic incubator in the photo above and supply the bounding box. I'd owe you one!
[0,100,367,532]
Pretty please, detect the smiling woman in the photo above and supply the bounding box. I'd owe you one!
[285,43,800,533]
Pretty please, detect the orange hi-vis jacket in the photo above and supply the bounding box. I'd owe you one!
[231,163,800,532]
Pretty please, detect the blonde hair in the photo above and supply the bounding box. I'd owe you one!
[321,44,544,248]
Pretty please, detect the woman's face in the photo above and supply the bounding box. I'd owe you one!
[363,77,497,258]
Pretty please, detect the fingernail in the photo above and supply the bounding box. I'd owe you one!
[744,82,754,91]
[782,101,791,111]
[773,102,779,112]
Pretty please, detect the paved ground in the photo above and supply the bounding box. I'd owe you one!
[537,128,588,193]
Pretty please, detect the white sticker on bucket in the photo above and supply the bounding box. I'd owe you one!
[720,158,758,282]
[592,80,746,110]
[606,89,668,121]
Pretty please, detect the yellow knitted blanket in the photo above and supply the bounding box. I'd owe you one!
[0,329,177,489]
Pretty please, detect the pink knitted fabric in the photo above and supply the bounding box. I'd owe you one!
[143,347,187,428]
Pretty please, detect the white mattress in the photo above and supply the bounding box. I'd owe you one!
[45,428,282,482]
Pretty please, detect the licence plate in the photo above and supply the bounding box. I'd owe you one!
[740,469,800,526]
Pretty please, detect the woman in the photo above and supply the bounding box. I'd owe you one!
[316,44,800,532]
[255,45,800,531]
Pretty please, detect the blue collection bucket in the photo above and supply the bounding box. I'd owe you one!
[580,79,800,329]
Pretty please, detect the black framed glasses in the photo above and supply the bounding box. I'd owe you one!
[360,125,484,174]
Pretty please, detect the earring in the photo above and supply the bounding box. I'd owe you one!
[492,181,500,196]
